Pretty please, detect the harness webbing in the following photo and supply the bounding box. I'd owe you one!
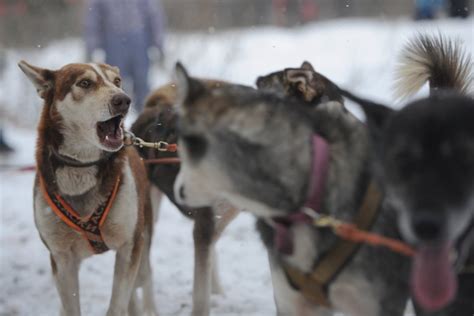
[39,175,121,254]
[282,181,382,307]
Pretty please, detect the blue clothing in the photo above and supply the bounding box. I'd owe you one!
[84,0,166,110]
[415,0,445,19]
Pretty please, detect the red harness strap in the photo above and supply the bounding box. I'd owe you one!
[39,175,121,254]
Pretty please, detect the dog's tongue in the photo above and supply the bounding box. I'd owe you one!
[411,242,457,311]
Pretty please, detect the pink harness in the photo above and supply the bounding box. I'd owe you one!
[272,134,330,255]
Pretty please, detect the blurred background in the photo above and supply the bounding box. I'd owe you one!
[0,0,472,126]
[1,0,471,46]
[0,1,472,315]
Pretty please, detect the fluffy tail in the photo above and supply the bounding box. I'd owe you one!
[394,34,472,99]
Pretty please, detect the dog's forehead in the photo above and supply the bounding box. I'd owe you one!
[56,63,92,79]
[57,63,119,80]
[97,63,120,80]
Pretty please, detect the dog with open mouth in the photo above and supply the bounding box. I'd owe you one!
[338,34,474,314]
[172,62,411,316]
[19,61,158,316]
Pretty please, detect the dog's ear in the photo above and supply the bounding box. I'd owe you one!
[301,61,315,71]
[18,60,54,99]
[338,88,393,140]
[174,62,205,109]
[285,68,322,102]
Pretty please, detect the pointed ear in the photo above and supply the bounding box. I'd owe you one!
[18,60,54,99]
[285,68,319,102]
[301,61,315,71]
[174,62,205,109]
[338,88,394,139]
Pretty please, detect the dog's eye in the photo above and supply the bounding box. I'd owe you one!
[77,79,92,89]
[113,78,121,87]
[182,135,207,161]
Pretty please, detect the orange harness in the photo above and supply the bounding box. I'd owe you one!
[39,175,121,254]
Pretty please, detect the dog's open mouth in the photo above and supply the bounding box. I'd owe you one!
[96,115,124,150]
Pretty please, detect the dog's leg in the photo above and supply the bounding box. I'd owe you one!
[51,253,81,316]
[128,290,141,316]
[191,208,215,316]
[210,249,223,295]
[107,236,144,316]
[135,230,158,316]
[210,205,239,294]
[150,185,163,223]
[212,205,239,241]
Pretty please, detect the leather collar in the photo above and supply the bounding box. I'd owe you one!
[50,146,114,168]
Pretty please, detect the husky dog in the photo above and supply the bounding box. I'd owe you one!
[131,81,239,316]
[338,34,474,314]
[18,61,157,315]
[172,63,410,316]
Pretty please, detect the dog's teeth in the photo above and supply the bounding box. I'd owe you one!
[105,135,109,140]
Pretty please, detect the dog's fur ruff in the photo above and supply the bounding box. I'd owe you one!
[19,61,157,316]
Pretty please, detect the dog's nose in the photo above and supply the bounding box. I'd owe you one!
[111,93,131,113]
[412,217,442,241]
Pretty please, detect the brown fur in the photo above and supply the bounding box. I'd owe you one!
[20,60,157,316]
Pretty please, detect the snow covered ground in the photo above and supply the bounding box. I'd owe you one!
[0,17,472,315]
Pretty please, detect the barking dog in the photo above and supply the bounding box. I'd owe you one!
[173,63,410,316]
[19,61,157,316]
[131,81,239,316]
[338,34,474,314]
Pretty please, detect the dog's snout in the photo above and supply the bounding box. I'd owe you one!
[412,217,442,242]
[111,93,131,113]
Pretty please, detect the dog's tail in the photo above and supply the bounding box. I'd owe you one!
[394,34,472,99]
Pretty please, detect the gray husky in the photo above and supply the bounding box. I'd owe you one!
[338,34,474,314]
[172,62,410,315]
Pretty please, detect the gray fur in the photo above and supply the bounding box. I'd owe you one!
[174,64,410,315]
[342,34,474,315]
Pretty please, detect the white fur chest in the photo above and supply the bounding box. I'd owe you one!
[55,166,98,196]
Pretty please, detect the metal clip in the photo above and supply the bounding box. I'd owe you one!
[155,141,170,151]
[313,215,342,228]
[123,130,175,152]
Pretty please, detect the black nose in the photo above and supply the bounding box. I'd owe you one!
[179,185,186,201]
[412,217,442,241]
[111,93,131,113]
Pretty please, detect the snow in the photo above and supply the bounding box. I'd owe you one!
[1,17,472,316]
